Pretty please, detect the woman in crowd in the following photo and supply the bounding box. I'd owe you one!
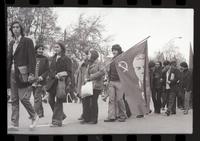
[46,41,72,127]
[77,49,105,124]
[31,44,49,118]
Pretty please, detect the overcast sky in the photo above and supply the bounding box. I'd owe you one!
[53,8,193,62]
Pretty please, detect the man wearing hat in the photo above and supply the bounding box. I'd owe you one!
[104,44,127,122]
[179,62,192,115]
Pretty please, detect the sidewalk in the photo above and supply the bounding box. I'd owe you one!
[7,97,192,134]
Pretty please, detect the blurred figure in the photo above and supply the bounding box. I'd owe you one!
[152,61,163,114]
[179,62,192,115]
[165,61,180,116]
[177,68,185,110]
[75,50,89,121]
[65,47,79,103]
[161,60,170,110]
[149,61,155,112]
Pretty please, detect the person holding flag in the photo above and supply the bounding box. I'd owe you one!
[104,44,127,122]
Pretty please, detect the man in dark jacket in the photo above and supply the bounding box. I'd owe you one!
[161,60,170,110]
[7,21,38,129]
[152,61,163,113]
[180,62,192,114]
[165,61,180,116]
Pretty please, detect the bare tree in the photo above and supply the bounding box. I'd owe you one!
[7,7,62,46]
[64,14,113,62]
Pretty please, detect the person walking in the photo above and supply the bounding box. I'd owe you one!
[165,61,180,116]
[7,21,39,130]
[31,44,49,118]
[161,60,170,110]
[46,41,72,127]
[152,61,163,114]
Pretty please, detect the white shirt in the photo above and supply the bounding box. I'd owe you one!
[56,55,61,62]
[166,69,170,89]
[11,36,22,70]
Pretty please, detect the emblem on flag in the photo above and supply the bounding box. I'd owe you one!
[118,61,129,72]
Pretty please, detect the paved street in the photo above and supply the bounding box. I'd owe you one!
[7,95,192,134]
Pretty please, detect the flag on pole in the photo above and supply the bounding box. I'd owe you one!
[189,42,193,70]
[115,39,151,117]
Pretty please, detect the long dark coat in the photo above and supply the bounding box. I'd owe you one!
[7,36,36,88]
[46,54,72,100]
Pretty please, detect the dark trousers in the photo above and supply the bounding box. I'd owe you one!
[162,89,170,109]
[32,86,44,117]
[167,87,178,114]
[82,89,101,122]
[48,88,65,126]
[10,69,36,126]
[152,88,162,113]
[177,88,184,109]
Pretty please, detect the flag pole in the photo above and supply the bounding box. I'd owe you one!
[104,36,151,69]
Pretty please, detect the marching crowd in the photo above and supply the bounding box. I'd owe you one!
[7,21,192,130]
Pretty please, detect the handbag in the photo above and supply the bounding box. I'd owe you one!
[18,66,28,82]
[56,78,67,100]
[81,81,93,98]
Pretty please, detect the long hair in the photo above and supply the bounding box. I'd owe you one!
[55,41,66,56]
[9,21,25,38]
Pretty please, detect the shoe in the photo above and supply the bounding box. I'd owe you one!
[118,118,126,122]
[161,108,165,112]
[104,119,116,122]
[165,111,170,116]
[171,112,176,115]
[39,115,44,118]
[8,99,12,103]
[8,123,19,131]
[78,117,84,120]
[49,123,62,127]
[183,110,188,115]
[62,114,67,120]
[80,120,88,124]
[180,107,185,110]
[29,115,39,129]
[42,99,47,103]
[88,121,97,124]
[136,115,144,118]
[149,110,152,114]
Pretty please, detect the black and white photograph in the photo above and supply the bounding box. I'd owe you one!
[7,7,193,134]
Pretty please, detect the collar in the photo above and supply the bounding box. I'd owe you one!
[14,35,22,43]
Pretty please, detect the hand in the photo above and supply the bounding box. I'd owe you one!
[28,75,35,83]
[85,78,90,82]
[38,76,43,82]
[55,74,60,79]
